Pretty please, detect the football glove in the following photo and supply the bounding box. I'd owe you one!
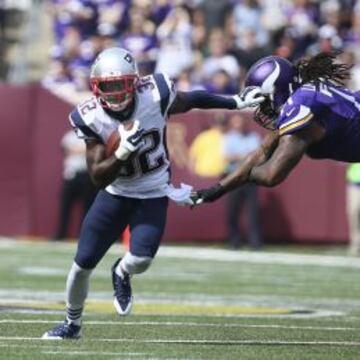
[190,183,226,205]
[114,119,144,161]
[233,86,265,110]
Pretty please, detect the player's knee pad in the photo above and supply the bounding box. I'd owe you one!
[122,252,152,275]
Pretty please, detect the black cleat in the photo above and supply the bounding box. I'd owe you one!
[111,258,133,316]
[42,320,82,340]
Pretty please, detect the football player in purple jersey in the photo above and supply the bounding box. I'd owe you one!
[192,52,360,204]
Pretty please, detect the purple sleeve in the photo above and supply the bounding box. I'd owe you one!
[276,86,319,135]
[277,103,314,135]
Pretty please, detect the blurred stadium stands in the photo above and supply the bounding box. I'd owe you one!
[1,0,360,91]
[0,0,357,244]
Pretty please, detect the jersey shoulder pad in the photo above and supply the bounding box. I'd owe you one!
[291,85,318,107]
[69,97,102,141]
[277,101,314,136]
[151,72,177,115]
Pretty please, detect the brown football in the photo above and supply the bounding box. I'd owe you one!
[105,130,120,157]
[105,121,135,157]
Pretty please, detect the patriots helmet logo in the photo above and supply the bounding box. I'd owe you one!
[124,53,134,64]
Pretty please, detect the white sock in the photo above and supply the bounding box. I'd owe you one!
[65,262,92,325]
[115,259,127,279]
[66,314,82,326]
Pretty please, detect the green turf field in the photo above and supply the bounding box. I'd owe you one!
[0,239,360,359]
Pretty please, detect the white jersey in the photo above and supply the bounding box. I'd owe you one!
[69,73,176,199]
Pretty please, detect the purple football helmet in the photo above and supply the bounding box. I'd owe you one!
[245,56,299,129]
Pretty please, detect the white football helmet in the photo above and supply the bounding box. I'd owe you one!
[90,47,139,112]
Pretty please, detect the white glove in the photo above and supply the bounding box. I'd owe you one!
[233,86,265,109]
[114,120,144,161]
[165,183,194,206]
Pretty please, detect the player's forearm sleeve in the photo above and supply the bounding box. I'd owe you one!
[181,91,237,111]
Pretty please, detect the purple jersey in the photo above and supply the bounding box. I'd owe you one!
[276,83,360,162]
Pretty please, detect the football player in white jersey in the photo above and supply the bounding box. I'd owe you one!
[42,47,264,339]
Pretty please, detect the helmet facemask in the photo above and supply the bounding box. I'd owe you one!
[90,74,138,112]
[254,85,294,130]
[254,96,278,130]
[245,56,298,131]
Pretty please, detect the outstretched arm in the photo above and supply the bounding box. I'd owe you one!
[168,87,264,115]
[247,122,325,186]
[193,122,324,203]
[192,131,280,202]
[219,131,280,191]
[247,133,306,186]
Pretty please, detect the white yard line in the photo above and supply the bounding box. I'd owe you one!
[19,267,207,281]
[42,351,146,357]
[0,345,147,358]
[0,289,358,309]
[0,319,356,331]
[0,291,358,312]
[1,237,360,269]
[0,336,359,346]
[157,247,360,269]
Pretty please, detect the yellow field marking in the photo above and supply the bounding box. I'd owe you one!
[0,300,290,316]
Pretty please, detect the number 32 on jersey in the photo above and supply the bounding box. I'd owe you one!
[118,128,168,178]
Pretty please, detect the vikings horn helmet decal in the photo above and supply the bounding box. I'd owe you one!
[244,56,299,129]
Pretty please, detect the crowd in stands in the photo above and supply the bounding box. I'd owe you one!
[42,0,360,95]
[0,1,33,80]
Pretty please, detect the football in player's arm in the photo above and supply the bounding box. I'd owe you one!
[42,47,264,340]
[192,52,360,204]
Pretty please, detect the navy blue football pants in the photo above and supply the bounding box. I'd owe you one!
[74,190,169,269]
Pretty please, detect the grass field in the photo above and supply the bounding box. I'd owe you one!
[0,238,360,359]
